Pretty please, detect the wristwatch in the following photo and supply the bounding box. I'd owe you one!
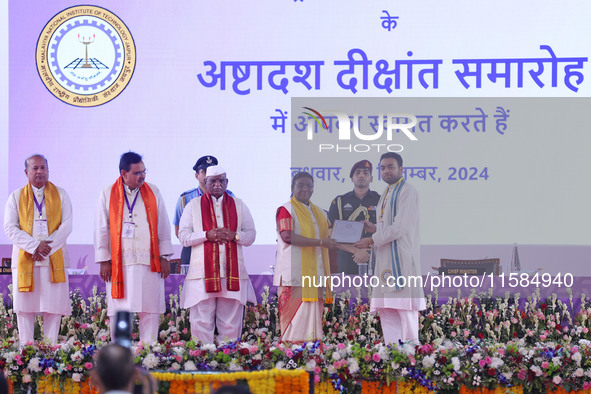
[234,232,240,241]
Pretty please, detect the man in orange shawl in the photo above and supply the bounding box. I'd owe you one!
[4,154,72,345]
[94,152,173,344]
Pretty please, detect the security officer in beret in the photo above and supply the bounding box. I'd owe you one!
[328,160,380,274]
[174,156,234,266]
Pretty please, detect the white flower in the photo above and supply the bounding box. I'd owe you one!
[72,373,82,383]
[305,360,316,371]
[572,352,582,365]
[70,351,83,362]
[401,343,416,356]
[275,361,285,369]
[28,358,42,373]
[142,354,159,369]
[202,344,217,352]
[229,361,241,371]
[451,357,461,372]
[502,372,513,380]
[152,345,162,353]
[171,363,181,371]
[391,362,400,370]
[377,345,389,362]
[490,357,503,369]
[401,368,409,376]
[348,358,359,374]
[332,352,341,361]
[471,353,482,363]
[530,366,543,377]
[184,361,197,371]
[579,339,591,347]
[552,375,562,385]
[422,355,436,369]
[552,356,561,366]
[574,368,585,377]
[210,361,219,368]
[327,365,337,374]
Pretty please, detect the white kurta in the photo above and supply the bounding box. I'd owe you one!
[371,180,425,312]
[4,184,72,315]
[178,194,256,308]
[94,182,173,316]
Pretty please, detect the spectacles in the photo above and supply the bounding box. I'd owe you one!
[131,169,147,176]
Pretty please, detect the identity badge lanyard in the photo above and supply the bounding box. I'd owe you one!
[33,194,49,237]
[122,189,140,239]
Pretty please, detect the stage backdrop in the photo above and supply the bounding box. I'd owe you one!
[1,1,591,276]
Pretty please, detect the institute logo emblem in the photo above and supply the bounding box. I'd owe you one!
[36,5,136,107]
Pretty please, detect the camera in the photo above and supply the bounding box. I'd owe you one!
[114,310,132,348]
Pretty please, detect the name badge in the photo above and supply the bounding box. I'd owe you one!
[122,222,135,239]
[34,219,48,237]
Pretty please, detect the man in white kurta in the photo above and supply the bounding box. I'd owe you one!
[178,165,256,344]
[355,152,425,345]
[3,154,72,345]
[94,152,173,344]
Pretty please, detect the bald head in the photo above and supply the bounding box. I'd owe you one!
[24,154,49,188]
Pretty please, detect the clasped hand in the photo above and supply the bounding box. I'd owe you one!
[206,227,236,243]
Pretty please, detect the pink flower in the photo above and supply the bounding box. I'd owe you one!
[541,361,549,369]
[6,323,11,329]
[175,355,182,362]
[284,349,293,358]
[44,369,50,376]
[583,327,589,334]
[314,374,320,383]
[479,360,486,368]
[315,366,321,374]
[85,362,93,370]
[364,355,371,362]
[182,328,188,334]
[553,376,562,385]
[223,348,231,355]
[80,324,88,329]
[497,349,505,356]
[23,375,31,383]
[540,335,547,340]
[66,365,73,371]
[25,341,34,346]
[583,382,591,390]
[484,357,492,365]
[372,353,381,362]
[337,343,346,350]
[451,331,457,337]
[517,370,526,380]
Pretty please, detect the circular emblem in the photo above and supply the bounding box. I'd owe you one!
[381,269,393,283]
[36,5,136,107]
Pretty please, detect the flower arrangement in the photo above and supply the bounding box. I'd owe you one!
[2,285,591,393]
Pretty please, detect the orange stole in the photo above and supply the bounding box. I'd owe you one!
[109,177,161,299]
[17,182,66,292]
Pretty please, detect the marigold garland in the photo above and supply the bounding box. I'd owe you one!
[150,368,308,394]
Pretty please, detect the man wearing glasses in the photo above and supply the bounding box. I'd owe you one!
[94,151,173,344]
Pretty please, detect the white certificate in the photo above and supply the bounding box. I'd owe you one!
[331,220,364,243]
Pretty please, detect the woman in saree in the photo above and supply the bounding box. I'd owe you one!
[273,171,336,341]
